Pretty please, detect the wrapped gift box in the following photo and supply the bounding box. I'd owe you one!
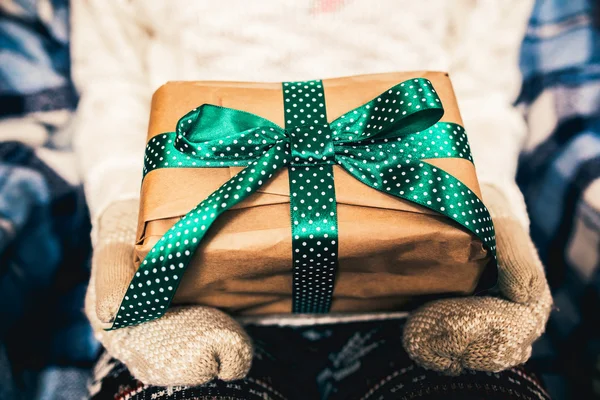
[130,71,493,315]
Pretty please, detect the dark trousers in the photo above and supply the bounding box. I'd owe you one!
[90,318,550,400]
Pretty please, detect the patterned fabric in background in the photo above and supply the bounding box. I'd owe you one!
[0,143,96,400]
[517,0,600,399]
[0,1,97,399]
[89,319,550,400]
[0,0,76,118]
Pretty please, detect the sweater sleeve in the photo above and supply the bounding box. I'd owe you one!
[71,0,152,240]
[448,0,534,229]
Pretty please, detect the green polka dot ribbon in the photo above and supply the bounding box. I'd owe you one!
[109,78,497,330]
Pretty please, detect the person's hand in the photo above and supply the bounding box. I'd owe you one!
[403,184,552,375]
[85,199,253,386]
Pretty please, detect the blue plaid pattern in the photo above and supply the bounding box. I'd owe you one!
[0,0,77,117]
[0,142,97,400]
[0,1,96,399]
[518,0,600,398]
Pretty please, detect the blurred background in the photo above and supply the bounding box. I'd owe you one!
[1,0,599,399]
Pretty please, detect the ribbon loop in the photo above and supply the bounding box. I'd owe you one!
[177,105,281,143]
[144,107,285,175]
[330,78,444,143]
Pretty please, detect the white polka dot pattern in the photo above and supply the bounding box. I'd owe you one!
[284,80,338,313]
[113,144,289,329]
[109,78,497,330]
[143,106,282,175]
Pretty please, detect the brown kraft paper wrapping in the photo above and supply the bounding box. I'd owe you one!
[134,71,491,315]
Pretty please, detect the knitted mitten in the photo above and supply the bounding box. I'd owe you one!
[403,183,552,375]
[85,199,253,386]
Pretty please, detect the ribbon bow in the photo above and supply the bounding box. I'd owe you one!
[110,78,497,330]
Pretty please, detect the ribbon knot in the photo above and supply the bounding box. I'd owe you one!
[289,124,335,166]
[113,77,498,330]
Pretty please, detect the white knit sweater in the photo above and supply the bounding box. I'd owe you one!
[71,0,534,240]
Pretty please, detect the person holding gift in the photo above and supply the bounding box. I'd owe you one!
[72,0,552,398]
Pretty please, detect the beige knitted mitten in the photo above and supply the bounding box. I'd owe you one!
[85,199,253,386]
[403,183,553,375]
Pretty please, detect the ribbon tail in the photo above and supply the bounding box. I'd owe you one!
[107,142,290,330]
[337,154,497,261]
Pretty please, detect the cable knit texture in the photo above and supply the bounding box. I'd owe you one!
[86,200,253,386]
[403,184,552,375]
[71,0,550,386]
[483,185,547,304]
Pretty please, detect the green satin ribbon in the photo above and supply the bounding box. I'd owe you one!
[109,78,497,330]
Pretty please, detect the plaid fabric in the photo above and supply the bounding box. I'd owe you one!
[0,2,96,399]
[517,0,600,398]
[0,0,77,117]
[0,142,97,400]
